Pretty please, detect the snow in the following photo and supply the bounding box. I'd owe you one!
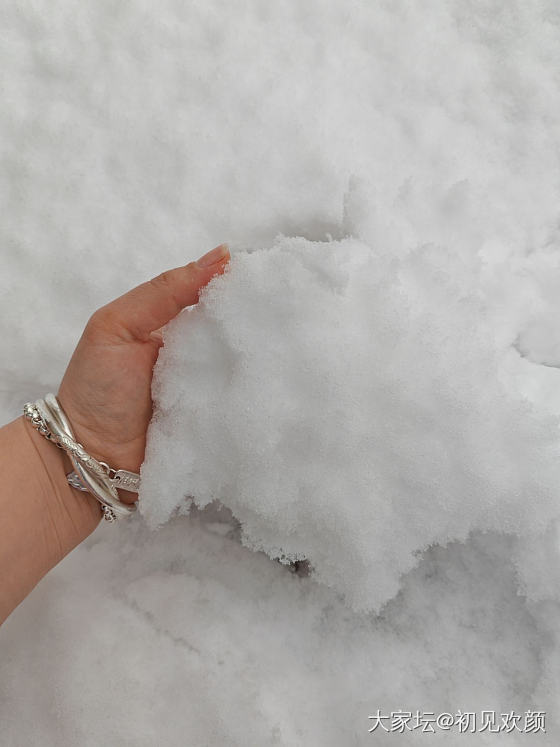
[2,0,560,744]
[140,233,560,614]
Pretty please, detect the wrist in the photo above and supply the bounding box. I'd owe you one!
[0,417,102,623]
[19,415,102,561]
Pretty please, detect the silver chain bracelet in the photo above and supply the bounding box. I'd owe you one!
[23,393,139,522]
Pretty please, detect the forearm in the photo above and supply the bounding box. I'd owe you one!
[0,416,101,624]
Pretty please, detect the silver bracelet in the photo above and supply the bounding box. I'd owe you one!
[23,393,139,523]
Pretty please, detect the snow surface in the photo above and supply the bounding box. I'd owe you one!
[2,0,560,744]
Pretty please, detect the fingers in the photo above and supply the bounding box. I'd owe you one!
[90,244,230,342]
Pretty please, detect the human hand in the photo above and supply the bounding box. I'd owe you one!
[57,244,230,508]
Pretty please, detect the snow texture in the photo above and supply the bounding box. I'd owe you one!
[140,233,560,613]
[2,0,560,744]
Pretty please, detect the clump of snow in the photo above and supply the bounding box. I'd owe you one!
[140,233,560,611]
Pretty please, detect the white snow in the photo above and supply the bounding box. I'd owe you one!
[2,0,560,744]
[140,232,560,614]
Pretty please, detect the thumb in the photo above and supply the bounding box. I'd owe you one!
[91,244,230,342]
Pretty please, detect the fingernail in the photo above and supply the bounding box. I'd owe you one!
[149,328,164,345]
[196,243,229,268]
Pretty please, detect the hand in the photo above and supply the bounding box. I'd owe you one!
[57,244,230,507]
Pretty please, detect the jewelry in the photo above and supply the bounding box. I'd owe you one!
[23,394,139,522]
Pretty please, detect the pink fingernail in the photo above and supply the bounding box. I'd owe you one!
[196,244,229,268]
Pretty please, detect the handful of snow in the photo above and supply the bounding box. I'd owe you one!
[140,236,560,611]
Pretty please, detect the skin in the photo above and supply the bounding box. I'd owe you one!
[0,244,230,625]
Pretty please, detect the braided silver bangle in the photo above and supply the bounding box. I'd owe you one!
[23,394,139,522]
